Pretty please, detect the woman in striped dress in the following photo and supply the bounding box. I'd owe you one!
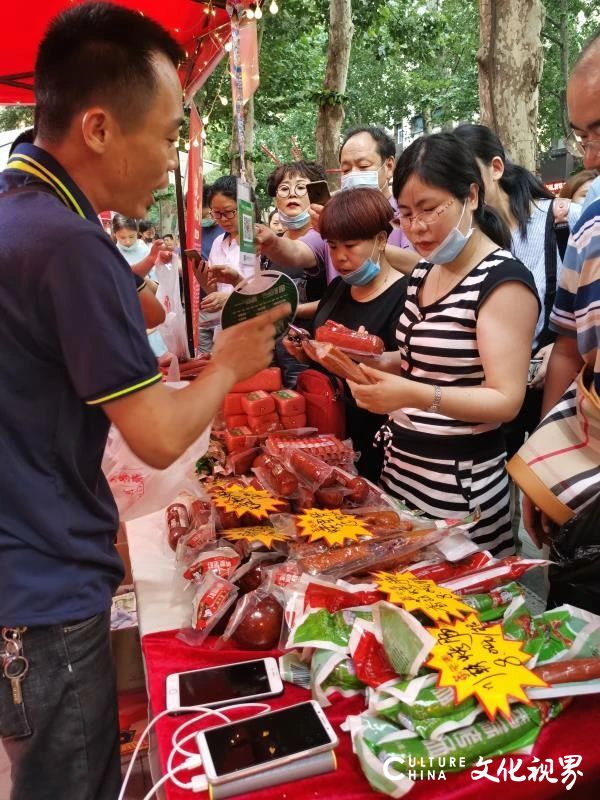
[348,133,540,556]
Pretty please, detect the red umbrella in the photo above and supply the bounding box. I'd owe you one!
[0,0,234,105]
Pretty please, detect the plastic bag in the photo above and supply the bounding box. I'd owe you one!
[103,403,211,522]
[154,254,189,359]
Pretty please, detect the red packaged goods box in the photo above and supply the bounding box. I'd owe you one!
[281,413,307,429]
[225,414,248,428]
[223,393,244,416]
[223,427,259,454]
[242,390,276,417]
[271,389,306,416]
[230,367,282,394]
[248,414,283,435]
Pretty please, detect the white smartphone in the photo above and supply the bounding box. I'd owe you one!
[165,657,283,712]
[197,700,338,786]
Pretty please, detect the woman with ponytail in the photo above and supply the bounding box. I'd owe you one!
[348,133,540,557]
[454,124,582,457]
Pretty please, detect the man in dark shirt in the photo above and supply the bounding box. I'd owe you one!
[0,4,287,799]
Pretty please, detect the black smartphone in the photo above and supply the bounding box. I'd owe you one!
[306,180,331,206]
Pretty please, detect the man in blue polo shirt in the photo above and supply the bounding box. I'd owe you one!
[0,4,288,799]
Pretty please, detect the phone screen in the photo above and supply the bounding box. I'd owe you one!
[306,181,331,206]
[178,661,270,707]
[204,702,331,777]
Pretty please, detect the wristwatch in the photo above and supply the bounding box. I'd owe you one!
[428,385,442,414]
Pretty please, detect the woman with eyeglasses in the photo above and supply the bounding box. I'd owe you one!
[348,133,540,557]
[196,175,259,352]
[453,124,582,461]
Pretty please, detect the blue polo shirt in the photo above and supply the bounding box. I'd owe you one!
[0,144,162,626]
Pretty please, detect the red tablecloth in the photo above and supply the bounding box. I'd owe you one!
[142,629,600,800]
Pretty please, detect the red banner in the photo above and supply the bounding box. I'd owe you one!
[185,105,203,354]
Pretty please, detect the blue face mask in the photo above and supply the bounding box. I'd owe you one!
[341,166,382,192]
[341,243,381,286]
[277,208,311,230]
[425,201,473,264]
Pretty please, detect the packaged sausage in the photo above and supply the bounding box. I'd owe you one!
[165,502,190,551]
[285,448,336,490]
[226,446,262,476]
[301,339,372,384]
[252,453,299,498]
[242,390,276,418]
[285,606,373,654]
[404,550,496,583]
[310,648,365,707]
[231,367,282,394]
[247,415,283,435]
[178,572,239,646]
[280,413,307,430]
[267,433,355,468]
[315,320,385,357]
[182,546,241,582]
[223,393,244,416]
[332,467,370,505]
[348,618,398,688]
[271,389,306,417]
[225,414,248,429]
[223,426,259,454]
[216,586,285,651]
[441,556,550,595]
[315,487,349,508]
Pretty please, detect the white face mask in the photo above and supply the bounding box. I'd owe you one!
[424,201,473,264]
[341,167,382,192]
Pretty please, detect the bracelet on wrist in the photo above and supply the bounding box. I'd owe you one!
[427,384,442,414]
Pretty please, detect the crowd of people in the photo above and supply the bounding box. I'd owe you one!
[0,2,598,799]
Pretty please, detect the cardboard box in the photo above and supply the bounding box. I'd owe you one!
[111,623,146,692]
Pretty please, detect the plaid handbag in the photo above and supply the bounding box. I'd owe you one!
[507,368,600,524]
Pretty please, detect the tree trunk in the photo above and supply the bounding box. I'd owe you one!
[315,0,354,181]
[477,0,545,170]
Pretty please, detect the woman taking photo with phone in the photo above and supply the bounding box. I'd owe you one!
[348,134,539,556]
[284,187,406,481]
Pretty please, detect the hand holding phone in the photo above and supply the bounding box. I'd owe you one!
[306,180,331,207]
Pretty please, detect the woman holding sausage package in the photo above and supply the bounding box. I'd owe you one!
[348,133,540,557]
[283,187,407,482]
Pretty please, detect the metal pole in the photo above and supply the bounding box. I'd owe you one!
[174,155,195,358]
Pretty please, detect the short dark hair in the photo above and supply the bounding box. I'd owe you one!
[34,1,184,141]
[320,187,393,241]
[340,126,396,163]
[163,233,174,241]
[202,183,212,208]
[393,132,511,251]
[209,175,260,218]
[266,160,327,197]
[112,214,138,234]
[138,220,155,235]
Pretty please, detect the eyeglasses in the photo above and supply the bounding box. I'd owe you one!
[396,198,455,229]
[210,209,237,221]
[276,182,309,198]
[566,130,600,158]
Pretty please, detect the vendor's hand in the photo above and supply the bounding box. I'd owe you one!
[347,364,415,414]
[200,291,229,313]
[522,494,555,549]
[283,336,310,364]
[212,304,291,384]
[148,239,165,260]
[209,264,242,286]
[255,223,276,256]
[308,203,323,233]
[530,343,554,389]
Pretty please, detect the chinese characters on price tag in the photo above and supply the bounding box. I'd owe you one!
[373,571,473,623]
[208,482,285,521]
[224,525,289,550]
[426,613,548,720]
[296,508,373,547]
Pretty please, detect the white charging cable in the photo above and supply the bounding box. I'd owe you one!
[166,703,271,790]
[118,702,272,800]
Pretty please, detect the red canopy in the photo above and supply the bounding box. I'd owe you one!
[0,0,233,106]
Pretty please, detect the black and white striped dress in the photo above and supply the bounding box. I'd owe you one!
[380,250,539,557]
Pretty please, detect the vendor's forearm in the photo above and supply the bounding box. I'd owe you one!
[261,237,317,270]
[131,254,156,278]
[385,245,419,275]
[541,335,583,416]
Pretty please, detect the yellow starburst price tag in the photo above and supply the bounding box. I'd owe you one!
[372,571,473,623]
[223,526,289,550]
[426,613,549,721]
[296,508,373,547]
[208,482,284,521]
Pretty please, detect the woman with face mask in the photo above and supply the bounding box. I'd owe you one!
[348,133,540,557]
[284,188,407,481]
[112,214,166,280]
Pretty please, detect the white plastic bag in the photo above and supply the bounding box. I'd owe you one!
[155,253,189,359]
[102,381,211,520]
